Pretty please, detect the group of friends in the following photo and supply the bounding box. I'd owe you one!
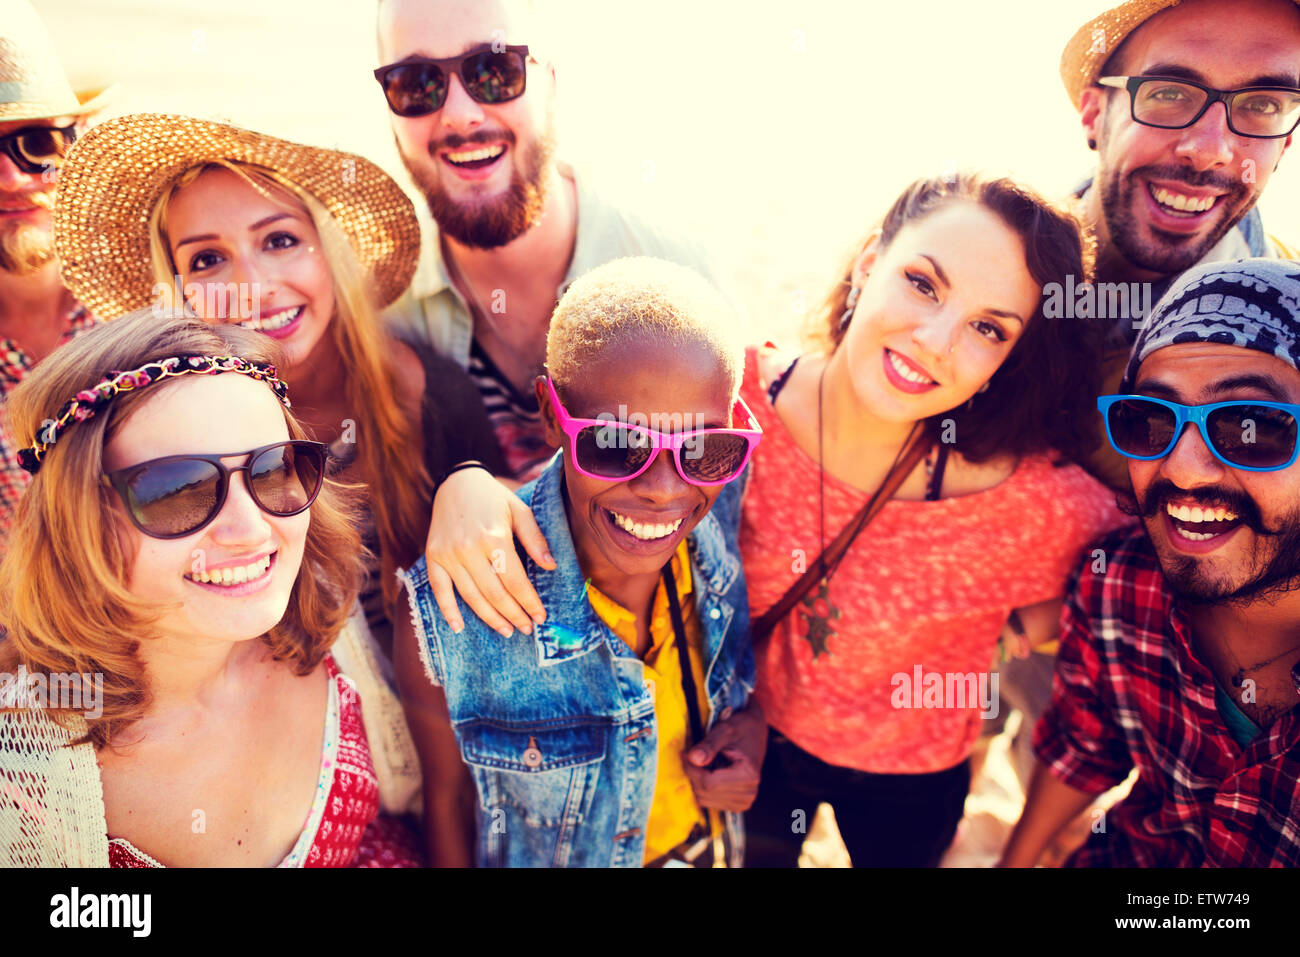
[0,0,1299,869]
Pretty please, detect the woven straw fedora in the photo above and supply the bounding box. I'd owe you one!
[1060,0,1300,109]
[0,0,113,121]
[53,113,421,321]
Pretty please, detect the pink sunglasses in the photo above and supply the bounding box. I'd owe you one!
[546,377,762,486]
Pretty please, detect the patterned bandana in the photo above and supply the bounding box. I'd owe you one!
[1121,258,1300,392]
[18,355,291,474]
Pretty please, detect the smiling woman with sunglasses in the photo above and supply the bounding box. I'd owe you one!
[394,257,764,868]
[0,310,422,867]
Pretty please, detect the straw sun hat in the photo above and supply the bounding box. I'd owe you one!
[0,0,114,121]
[1060,0,1300,109]
[53,113,421,321]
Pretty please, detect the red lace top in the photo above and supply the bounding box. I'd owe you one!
[108,654,421,868]
[739,346,1133,773]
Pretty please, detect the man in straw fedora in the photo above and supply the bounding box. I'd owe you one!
[0,0,111,545]
[374,0,721,484]
[1062,0,1299,354]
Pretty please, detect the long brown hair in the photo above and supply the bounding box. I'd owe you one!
[807,172,1101,465]
[149,161,432,610]
[0,309,366,749]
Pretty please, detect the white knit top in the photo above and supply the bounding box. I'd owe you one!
[0,604,421,867]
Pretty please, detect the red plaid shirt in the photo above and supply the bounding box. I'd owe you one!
[1035,524,1300,867]
[0,302,97,546]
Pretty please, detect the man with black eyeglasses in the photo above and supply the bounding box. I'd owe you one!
[0,1,109,546]
[374,0,719,484]
[1000,258,1300,867]
[1064,0,1299,344]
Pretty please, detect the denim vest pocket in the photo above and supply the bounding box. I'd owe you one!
[457,719,607,829]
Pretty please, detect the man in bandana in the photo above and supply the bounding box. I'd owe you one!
[1002,259,1300,867]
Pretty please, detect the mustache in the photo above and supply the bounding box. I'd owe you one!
[1133,479,1280,536]
[428,129,516,154]
[1133,164,1245,197]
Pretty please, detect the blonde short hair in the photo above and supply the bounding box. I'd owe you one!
[545,257,743,397]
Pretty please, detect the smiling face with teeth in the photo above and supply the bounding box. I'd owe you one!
[539,339,733,600]
[835,202,1038,426]
[380,0,557,250]
[1080,0,1300,277]
[163,167,336,372]
[1128,343,1300,603]
[102,374,311,646]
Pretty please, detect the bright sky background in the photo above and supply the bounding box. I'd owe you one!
[34,0,1300,338]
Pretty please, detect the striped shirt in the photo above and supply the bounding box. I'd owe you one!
[467,339,552,482]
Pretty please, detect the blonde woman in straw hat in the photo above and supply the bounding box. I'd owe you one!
[0,0,114,546]
[53,113,504,655]
[0,308,422,867]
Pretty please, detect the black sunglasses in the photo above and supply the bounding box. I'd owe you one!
[373,44,530,117]
[104,440,328,539]
[1098,75,1300,139]
[0,124,77,175]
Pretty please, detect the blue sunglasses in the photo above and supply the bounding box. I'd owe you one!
[1098,394,1300,472]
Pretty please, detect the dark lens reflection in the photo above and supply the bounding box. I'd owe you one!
[1109,399,1178,457]
[1207,404,1297,468]
[126,459,222,536]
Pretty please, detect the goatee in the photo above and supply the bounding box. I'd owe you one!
[402,111,558,251]
[0,191,56,274]
[1099,162,1250,275]
[1130,478,1300,606]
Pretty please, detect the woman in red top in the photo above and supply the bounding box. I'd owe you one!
[421,174,1129,866]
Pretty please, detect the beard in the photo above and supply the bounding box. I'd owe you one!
[1098,161,1254,275]
[0,190,56,274]
[1129,478,1300,606]
[400,107,558,251]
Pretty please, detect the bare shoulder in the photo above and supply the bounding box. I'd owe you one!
[755,341,800,391]
[940,449,1020,498]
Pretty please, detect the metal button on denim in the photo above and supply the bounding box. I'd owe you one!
[709,608,721,620]
[522,735,543,768]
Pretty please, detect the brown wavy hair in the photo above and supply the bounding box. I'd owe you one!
[807,172,1102,465]
[0,308,367,749]
[149,161,432,611]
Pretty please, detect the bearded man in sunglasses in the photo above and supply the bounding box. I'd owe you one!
[0,1,110,547]
[1000,258,1300,867]
[375,0,719,483]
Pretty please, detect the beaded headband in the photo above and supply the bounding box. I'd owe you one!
[18,355,291,475]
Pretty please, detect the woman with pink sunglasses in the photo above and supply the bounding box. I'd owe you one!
[394,257,764,867]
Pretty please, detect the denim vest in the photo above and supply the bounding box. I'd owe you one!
[399,454,755,867]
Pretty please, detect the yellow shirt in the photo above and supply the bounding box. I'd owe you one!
[585,540,716,864]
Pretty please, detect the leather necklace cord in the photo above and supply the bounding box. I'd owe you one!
[815,361,925,585]
[751,360,929,641]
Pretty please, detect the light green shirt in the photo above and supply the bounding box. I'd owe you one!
[383,160,722,369]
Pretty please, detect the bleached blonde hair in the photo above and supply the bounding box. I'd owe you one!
[545,257,743,397]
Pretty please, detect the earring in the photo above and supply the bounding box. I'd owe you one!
[838,286,861,331]
[1088,138,1097,150]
